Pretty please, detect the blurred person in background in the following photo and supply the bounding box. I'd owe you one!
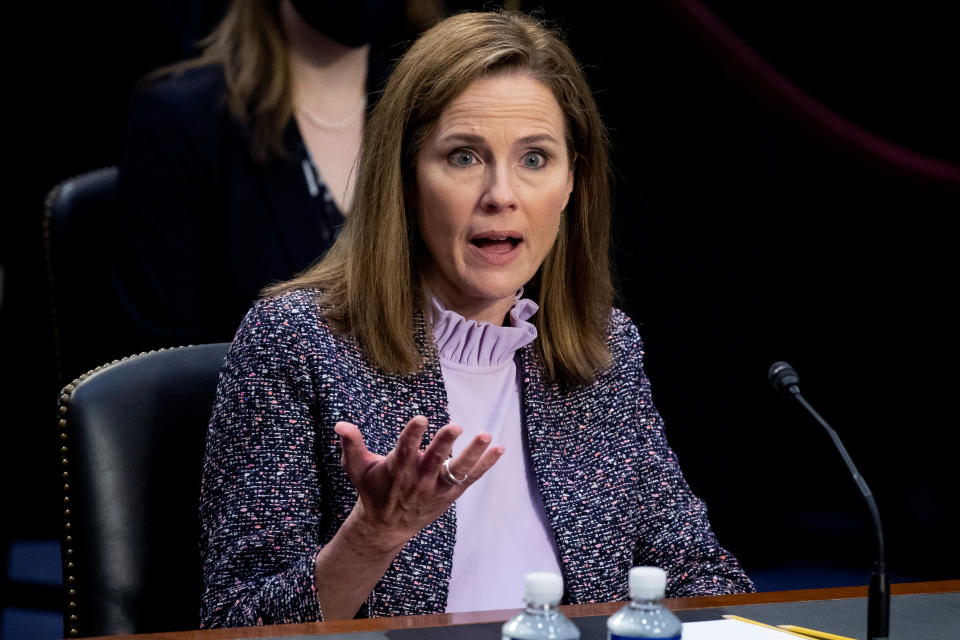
[113,0,432,349]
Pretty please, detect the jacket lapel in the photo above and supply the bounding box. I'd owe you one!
[517,345,579,592]
[518,345,632,605]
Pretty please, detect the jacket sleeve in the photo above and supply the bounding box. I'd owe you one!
[625,321,756,597]
[199,297,326,627]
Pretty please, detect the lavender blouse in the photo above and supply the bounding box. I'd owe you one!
[429,294,563,612]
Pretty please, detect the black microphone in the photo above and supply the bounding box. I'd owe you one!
[768,361,889,640]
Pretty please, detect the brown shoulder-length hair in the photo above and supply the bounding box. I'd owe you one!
[268,11,614,386]
[150,0,291,162]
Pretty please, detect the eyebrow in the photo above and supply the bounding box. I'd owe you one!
[437,132,562,146]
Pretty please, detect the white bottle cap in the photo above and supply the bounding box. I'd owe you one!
[629,566,667,600]
[524,571,564,605]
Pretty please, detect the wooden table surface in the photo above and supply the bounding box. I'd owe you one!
[85,579,960,640]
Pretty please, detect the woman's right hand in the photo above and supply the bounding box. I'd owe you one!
[334,415,503,553]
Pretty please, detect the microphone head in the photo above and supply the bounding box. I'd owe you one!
[769,361,801,397]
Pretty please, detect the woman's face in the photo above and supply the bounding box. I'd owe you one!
[414,72,574,324]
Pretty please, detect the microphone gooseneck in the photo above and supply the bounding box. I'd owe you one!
[768,361,889,640]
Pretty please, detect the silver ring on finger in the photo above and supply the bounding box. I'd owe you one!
[441,458,468,485]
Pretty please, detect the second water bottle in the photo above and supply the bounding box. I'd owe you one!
[606,566,682,639]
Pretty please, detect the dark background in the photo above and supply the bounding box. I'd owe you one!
[2,0,957,630]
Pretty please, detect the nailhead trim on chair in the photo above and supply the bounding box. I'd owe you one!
[57,345,196,638]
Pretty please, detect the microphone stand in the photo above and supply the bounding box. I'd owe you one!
[770,363,889,640]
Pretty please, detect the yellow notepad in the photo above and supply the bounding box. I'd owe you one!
[778,623,857,640]
[680,618,807,638]
[678,615,855,639]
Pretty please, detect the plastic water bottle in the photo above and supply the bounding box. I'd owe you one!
[502,572,581,640]
[606,567,682,639]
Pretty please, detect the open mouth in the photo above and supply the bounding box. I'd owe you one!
[470,233,522,253]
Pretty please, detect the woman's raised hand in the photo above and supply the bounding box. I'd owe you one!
[334,416,503,553]
[313,417,501,619]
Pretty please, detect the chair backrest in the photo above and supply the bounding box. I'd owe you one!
[57,343,230,637]
[44,167,136,388]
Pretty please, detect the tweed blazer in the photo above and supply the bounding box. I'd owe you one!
[199,289,754,628]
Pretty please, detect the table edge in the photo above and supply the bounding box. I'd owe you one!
[85,579,960,640]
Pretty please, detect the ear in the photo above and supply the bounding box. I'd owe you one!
[561,163,574,210]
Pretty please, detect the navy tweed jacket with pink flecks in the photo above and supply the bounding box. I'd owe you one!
[199,289,754,628]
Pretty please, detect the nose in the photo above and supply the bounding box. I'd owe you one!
[478,163,518,213]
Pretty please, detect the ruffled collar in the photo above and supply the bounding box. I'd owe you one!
[429,291,538,368]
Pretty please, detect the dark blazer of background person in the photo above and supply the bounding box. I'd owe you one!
[113,63,345,349]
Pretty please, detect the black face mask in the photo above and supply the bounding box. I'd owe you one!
[288,0,406,47]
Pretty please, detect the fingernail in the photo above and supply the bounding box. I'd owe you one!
[478,433,491,444]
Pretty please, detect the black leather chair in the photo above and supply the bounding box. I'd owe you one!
[57,343,230,637]
[44,166,139,388]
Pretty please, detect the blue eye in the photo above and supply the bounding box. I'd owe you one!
[449,150,477,167]
[522,152,546,169]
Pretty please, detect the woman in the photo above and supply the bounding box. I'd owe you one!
[113,0,410,348]
[200,11,754,628]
